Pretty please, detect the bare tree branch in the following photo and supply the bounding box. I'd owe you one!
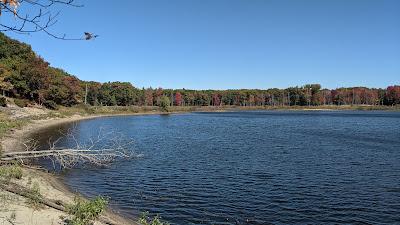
[0,0,97,40]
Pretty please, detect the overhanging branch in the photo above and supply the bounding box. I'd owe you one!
[0,0,97,40]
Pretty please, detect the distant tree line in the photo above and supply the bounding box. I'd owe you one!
[1,32,399,109]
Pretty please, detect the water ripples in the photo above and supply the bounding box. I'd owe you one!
[34,111,400,224]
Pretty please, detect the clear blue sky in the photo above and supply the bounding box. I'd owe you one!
[5,0,400,90]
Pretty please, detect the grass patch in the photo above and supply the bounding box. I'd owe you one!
[65,196,108,225]
[14,99,30,108]
[139,212,170,225]
[25,182,43,209]
[0,112,29,139]
[0,165,23,180]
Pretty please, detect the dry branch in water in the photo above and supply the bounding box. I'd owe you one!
[0,0,97,40]
[0,126,138,169]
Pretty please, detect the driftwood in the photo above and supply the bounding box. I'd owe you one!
[1,149,132,167]
[0,181,66,211]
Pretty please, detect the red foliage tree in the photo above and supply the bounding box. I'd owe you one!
[386,86,400,105]
[175,92,182,106]
[212,93,221,106]
[62,76,82,105]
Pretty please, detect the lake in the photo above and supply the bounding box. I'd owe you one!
[35,111,400,224]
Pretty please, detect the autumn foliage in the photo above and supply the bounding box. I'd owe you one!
[174,92,182,106]
[0,32,399,109]
[0,0,19,16]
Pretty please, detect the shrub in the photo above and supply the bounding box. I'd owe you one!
[138,212,170,225]
[0,165,23,180]
[14,99,29,108]
[10,166,23,179]
[76,104,96,114]
[26,182,43,209]
[43,100,59,110]
[66,196,108,225]
[0,97,6,107]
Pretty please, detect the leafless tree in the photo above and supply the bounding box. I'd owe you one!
[0,0,97,40]
[0,126,139,169]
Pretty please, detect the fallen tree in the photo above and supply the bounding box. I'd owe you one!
[0,126,138,169]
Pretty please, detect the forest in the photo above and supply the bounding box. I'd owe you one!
[1,32,400,109]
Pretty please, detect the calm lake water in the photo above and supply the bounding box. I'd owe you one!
[36,111,400,224]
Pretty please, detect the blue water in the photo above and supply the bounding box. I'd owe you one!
[38,111,400,224]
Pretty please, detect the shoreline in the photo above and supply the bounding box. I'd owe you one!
[2,111,190,154]
[1,111,175,225]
